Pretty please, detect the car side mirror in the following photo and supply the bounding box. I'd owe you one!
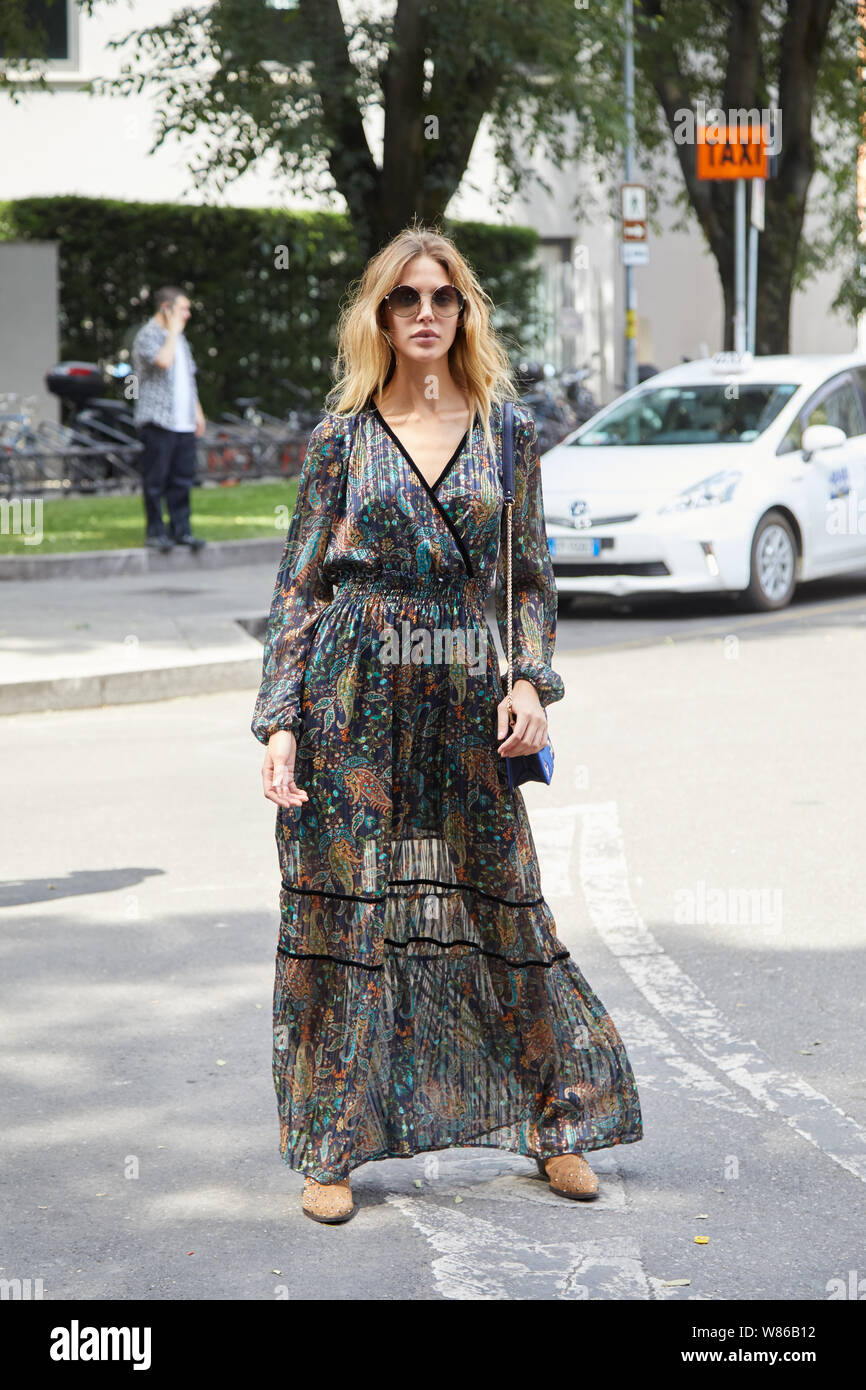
[801,424,847,459]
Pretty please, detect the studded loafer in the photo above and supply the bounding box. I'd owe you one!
[536,1152,599,1200]
[302,1177,355,1224]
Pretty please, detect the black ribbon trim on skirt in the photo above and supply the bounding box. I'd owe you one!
[280,877,545,909]
[276,940,572,971]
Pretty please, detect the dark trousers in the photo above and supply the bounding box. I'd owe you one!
[138,424,197,539]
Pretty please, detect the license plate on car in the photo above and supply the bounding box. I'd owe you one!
[548,536,602,557]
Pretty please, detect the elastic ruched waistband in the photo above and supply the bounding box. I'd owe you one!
[332,571,486,601]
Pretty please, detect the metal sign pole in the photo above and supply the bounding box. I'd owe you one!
[734,179,747,355]
[747,177,764,355]
[696,119,769,357]
[623,0,638,391]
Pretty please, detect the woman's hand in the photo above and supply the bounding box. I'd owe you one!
[262,730,309,809]
[496,678,548,758]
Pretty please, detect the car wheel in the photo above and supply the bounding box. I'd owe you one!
[742,510,797,611]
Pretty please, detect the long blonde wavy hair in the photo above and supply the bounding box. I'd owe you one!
[325,224,518,460]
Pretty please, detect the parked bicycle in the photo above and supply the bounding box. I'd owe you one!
[201,378,325,482]
[0,370,141,496]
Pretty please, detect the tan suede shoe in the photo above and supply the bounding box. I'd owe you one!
[302,1176,355,1224]
[536,1152,599,1200]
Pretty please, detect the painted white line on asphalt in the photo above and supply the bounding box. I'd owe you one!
[476,1169,627,1210]
[419,1153,627,1210]
[523,805,575,898]
[614,1007,760,1118]
[385,1194,652,1299]
[393,1150,625,1208]
[569,801,866,1184]
[534,810,759,1117]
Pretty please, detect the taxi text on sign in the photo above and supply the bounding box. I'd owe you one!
[695,126,768,180]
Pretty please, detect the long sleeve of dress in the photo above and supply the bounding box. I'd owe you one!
[251,417,347,745]
[494,406,565,709]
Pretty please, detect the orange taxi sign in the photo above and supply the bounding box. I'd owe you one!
[696,125,768,180]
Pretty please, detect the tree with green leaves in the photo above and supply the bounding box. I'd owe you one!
[1,1,861,355]
[77,0,628,263]
[632,0,862,352]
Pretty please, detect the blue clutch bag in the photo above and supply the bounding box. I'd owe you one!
[505,737,555,791]
[500,399,555,792]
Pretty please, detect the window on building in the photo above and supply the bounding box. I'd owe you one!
[0,0,75,64]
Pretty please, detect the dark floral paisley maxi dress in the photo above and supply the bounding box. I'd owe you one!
[251,399,643,1183]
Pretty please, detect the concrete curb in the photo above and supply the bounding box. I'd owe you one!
[0,536,285,582]
[0,655,264,717]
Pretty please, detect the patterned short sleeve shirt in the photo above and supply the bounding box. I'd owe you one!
[131,320,199,430]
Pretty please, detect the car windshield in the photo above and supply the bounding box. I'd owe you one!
[573,383,799,446]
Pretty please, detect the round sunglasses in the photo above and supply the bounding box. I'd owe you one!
[381,283,465,317]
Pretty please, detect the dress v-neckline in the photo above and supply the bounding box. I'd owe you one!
[371,404,473,496]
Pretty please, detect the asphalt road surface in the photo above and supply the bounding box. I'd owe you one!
[2,577,865,1303]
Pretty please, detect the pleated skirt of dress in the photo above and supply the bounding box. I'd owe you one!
[272,573,643,1183]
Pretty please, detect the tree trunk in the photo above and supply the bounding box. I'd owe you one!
[635,0,838,357]
[754,209,800,353]
[714,185,799,354]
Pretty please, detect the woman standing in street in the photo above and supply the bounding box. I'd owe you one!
[252,226,642,1224]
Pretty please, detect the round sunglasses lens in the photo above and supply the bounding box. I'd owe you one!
[390,287,420,315]
[432,287,461,314]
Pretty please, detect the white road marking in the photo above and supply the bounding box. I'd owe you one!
[390,792,864,1299]
[476,1169,627,1210]
[386,1193,652,1299]
[542,806,767,1117]
[565,800,866,1184]
[523,805,575,898]
[416,1152,627,1210]
[534,808,761,1117]
[613,1007,760,1118]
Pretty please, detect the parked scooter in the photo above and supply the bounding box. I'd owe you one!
[46,361,140,443]
[559,366,599,427]
[45,360,142,483]
[515,360,580,452]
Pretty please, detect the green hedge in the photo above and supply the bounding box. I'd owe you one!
[0,197,542,418]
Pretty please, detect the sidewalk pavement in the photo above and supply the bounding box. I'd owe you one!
[0,538,514,718]
[0,539,285,717]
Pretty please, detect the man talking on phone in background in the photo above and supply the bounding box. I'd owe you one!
[131,286,207,552]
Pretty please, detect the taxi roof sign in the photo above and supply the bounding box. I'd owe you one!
[710,350,754,373]
[696,125,768,180]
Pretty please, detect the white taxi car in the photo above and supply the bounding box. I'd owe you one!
[541,352,866,609]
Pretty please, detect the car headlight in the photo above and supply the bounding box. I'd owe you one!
[658,470,743,513]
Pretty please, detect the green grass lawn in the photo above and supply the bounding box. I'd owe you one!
[0,480,300,555]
